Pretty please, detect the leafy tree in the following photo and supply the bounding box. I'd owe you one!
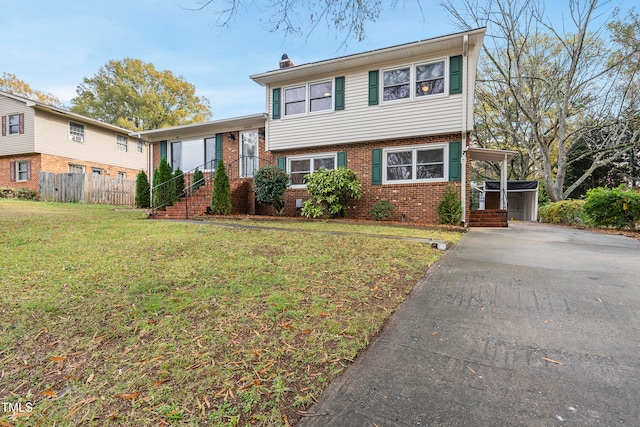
[0,72,63,107]
[210,160,231,215]
[152,157,174,209]
[301,167,361,218]
[444,0,640,201]
[70,58,211,131]
[135,170,151,208]
[438,186,462,225]
[173,168,185,202]
[253,166,289,214]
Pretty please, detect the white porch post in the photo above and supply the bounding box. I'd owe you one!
[500,154,508,210]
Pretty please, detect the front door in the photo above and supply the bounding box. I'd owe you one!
[240,130,258,177]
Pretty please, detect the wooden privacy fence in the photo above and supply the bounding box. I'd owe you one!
[39,172,136,206]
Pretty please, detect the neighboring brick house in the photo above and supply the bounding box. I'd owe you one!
[0,91,148,195]
[140,28,496,224]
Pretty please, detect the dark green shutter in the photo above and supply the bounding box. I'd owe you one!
[272,88,281,119]
[160,141,167,161]
[335,76,345,111]
[368,70,379,106]
[448,141,462,182]
[337,152,346,168]
[277,157,286,172]
[215,133,223,166]
[371,148,382,185]
[449,55,462,95]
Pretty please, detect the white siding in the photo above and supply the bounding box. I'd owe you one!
[34,110,147,170]
[0,96,35,155]
[266,48,476,151]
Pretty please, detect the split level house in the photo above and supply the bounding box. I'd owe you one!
[140,27,513,225]
[0,91,148,202]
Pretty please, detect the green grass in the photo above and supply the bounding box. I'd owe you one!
[0,199,462,426]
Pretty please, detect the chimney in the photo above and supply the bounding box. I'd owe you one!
[279,54,295,69]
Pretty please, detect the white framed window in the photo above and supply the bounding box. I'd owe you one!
[136,141,143,153]
[16,161,29,182]
[383,144,447,183]
[69,121,85,142]
[117,171,126,179]
[8,114,21,134]
[284,80,333,116]
[92,167,103,175]
[116,134,128,152]
[382,59,446,103]
[68,164,84,174]
[288,153,337,187]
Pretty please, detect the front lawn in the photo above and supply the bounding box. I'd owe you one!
[0,200,461,426]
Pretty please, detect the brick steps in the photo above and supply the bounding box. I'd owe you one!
[468,209,508,227]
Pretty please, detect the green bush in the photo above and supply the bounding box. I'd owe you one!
[152,157,174,209]
[134,170,150,208]
[438,185,462,225]
[210,160,231,215]
[370,200,395,221]
[583,185,640,231]
[253,166,289,214]
[173,168,185,202]
[192,168,204,192]
[0,187,37,200]
[301,167,362,219]
[538,199,585,224]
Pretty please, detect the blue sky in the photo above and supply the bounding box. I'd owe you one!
[0,0,635,119]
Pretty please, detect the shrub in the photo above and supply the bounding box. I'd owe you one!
[192,168,204,192]
[152,157,174,208]
[253,166,289,214]
[370,200,395,221]
[173,168,185,202]
[0,187,37,200]
[134,170,150,208]
[438,185,462,225]
[538,199,585,224]
[210,159,231,215]
[301,167,362,219]
[583,185,640,231]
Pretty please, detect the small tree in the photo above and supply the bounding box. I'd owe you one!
[370,200,394,221]
[135,170,150,208]
[301,167,362,218]
[152,157,174,208]
[253,166,289,214]
[192,168,204,192]
[173,168,185,202]
[210,159,231,215]
[438,186,462,225]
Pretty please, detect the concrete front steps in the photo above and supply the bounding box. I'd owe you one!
[152,179,253,220]
[468,209,508,227]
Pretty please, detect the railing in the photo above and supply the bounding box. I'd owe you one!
[150,156,273,219]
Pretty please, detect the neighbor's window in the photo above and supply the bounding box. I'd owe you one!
[415,61,445,97]
[384,145,446,183]
[309,81,332,112]
[136,141,143,153]
[16,160,30,181]
[8,114,21,134]
[68,164,84,174]
[284,80,333,116]
[118,171,126,179]
[383,67,411,101]
[92,167,103,175]
[116,134,128,152]
[69,122,85,142]
[288,154,336,186]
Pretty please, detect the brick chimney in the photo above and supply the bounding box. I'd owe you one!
[279,54,295,69]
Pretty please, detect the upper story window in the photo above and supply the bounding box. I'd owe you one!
[284,80,333,116]
[288,153,337,186]
[384,144,447,183]
[69,121,85,143]
[136,141,143,153]
[382,59,446,103]
[116,134,128,152]
[8,114,21,134]
[2,113,24,136]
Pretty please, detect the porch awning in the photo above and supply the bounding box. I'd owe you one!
[466,147,516,162]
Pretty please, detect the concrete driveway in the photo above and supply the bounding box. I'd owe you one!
[299,223,640,426]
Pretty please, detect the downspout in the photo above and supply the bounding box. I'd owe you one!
[460,34,469,226]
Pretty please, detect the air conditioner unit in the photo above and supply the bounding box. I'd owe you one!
[71,135,84,142]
